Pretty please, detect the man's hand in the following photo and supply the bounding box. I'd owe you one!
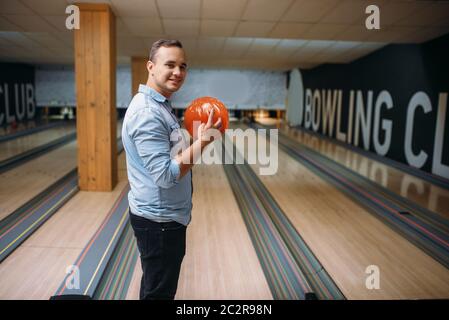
[175,108,224,179]
[195,108,223,146]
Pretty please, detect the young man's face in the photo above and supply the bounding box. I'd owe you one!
[148,46,187,97]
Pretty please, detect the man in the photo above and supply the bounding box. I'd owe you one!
[122,39,221,300]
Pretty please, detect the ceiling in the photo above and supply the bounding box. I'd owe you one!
[0,0,448,70]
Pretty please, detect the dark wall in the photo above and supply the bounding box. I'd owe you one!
[298,33,449,179]
[0,63,36,126]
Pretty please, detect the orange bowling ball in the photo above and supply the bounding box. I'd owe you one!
[183,96,229,137]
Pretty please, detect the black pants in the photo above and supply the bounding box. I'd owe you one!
[129,211,186,300]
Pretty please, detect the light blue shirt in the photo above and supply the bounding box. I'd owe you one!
[122,84,192,226]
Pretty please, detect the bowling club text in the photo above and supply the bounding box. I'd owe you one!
[0,83,36,126]
[301,89,449,179]
[171,126,279,175]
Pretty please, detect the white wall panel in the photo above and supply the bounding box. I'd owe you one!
[172,69,287,110]
[35,66,286,110]
[35,65,131,108]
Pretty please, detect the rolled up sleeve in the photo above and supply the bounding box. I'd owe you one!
[128,109,180,188]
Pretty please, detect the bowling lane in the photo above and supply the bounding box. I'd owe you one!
[125,258,142,300]
[0,120,60,138]
[0,123,76,162]
[0,152,129,299]
[0,141,77,221]
[232,122,449,299]
[0,121,123,221]
[264,119,449,219]
[125,158,273,300]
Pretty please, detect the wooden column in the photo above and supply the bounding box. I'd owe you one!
[75,3,117,191]
[131,57,148,95]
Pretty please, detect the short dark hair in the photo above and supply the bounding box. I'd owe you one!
[149,39,183,62]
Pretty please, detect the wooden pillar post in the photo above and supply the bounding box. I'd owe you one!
[75,3,117,191]
[131,57,148,96]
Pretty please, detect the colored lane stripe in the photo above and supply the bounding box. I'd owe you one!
[276,130,449,235]
[252,124,449,269]
[0,137,124,263]
[280,134,449,252]
[0,172,79,261]
[223,138,344,300]
[226,165,312,298]
[0,170,77,238]
[55,184,130,297]
[84,208,129,295]
[238,164,336,299]
[94,223,138,299]
[278,135,449,248]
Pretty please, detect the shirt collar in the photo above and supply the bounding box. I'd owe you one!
[138,84,168,103]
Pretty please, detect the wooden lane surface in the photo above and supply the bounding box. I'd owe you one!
[126,158,273,300]
[0,121,123,221]
[233,123,449,299]
[259,118,449,219]
[0,121,59,137]
[0,141,78,221]
[0,152,128,299]
[0,124,76,162]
